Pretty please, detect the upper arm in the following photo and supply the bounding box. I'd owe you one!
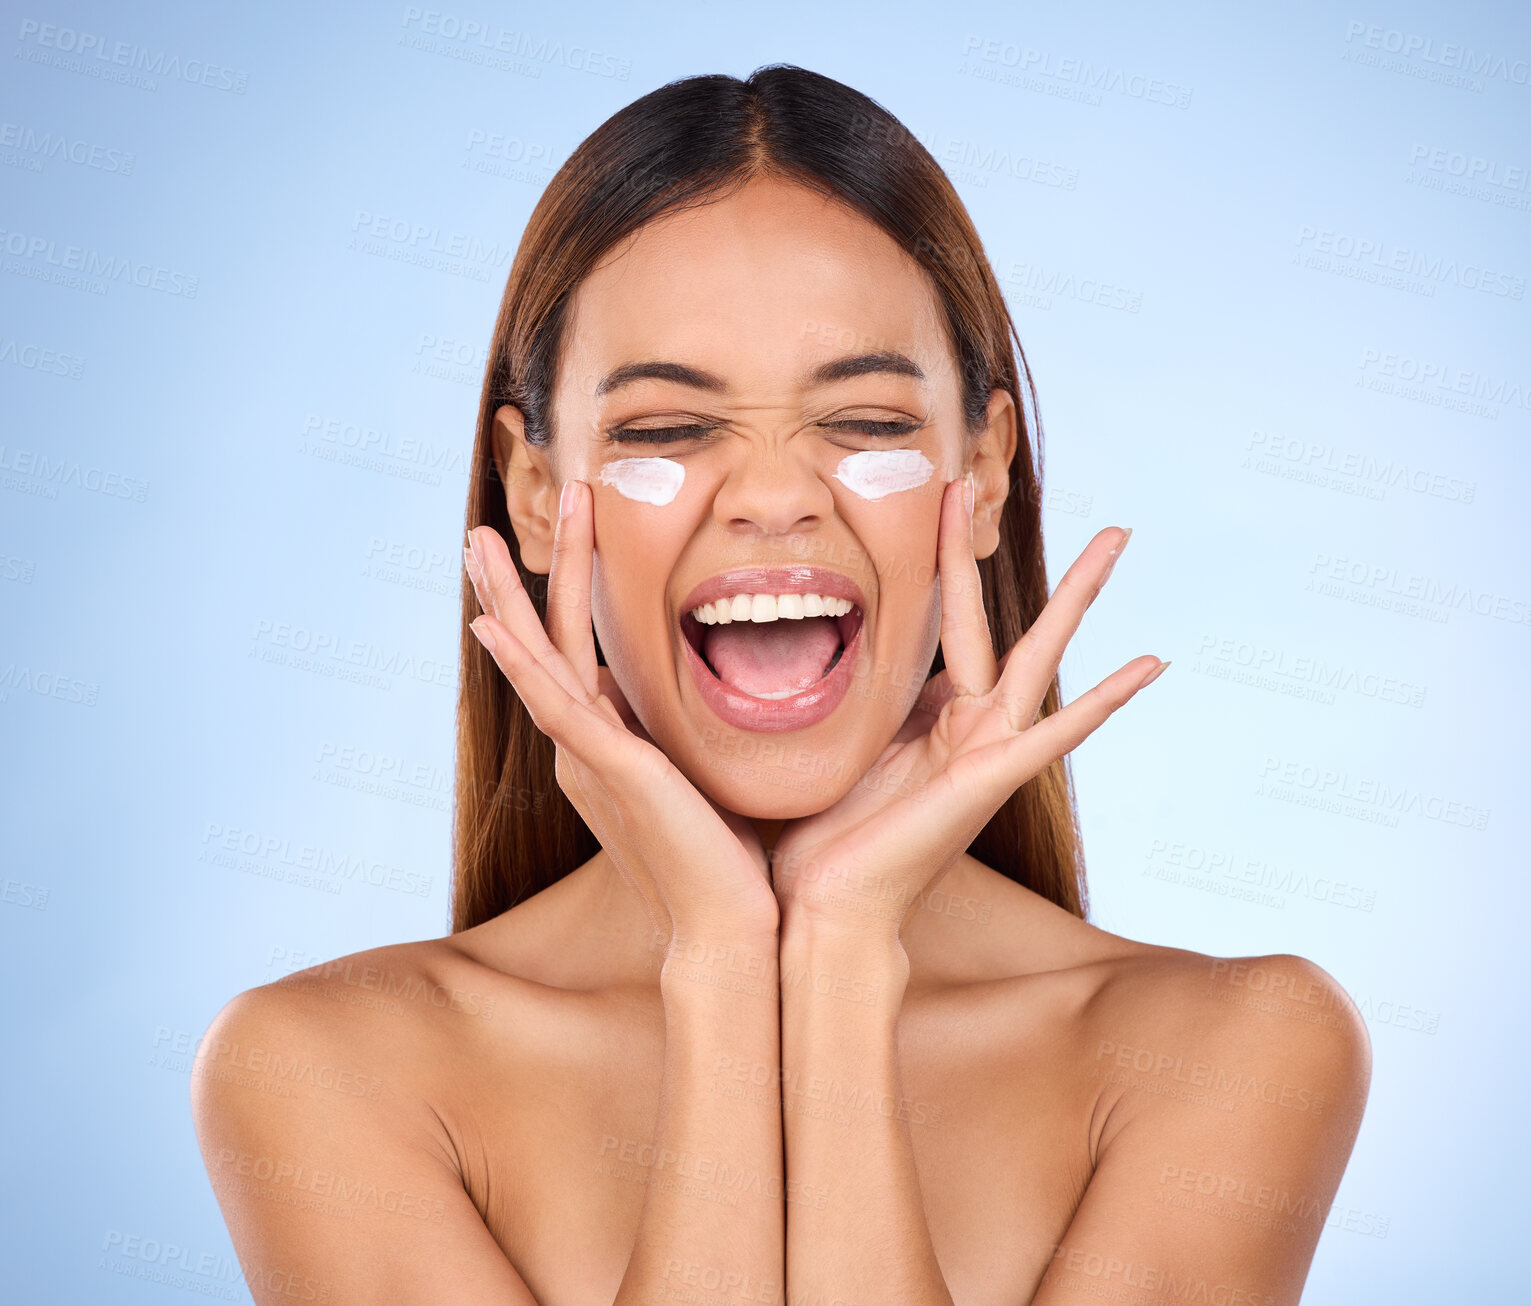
[1035,954,1372,1306]
[190,983,539,1306]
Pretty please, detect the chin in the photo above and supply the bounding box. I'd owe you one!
[679,744,862,820]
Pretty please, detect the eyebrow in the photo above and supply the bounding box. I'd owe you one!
[593,350,926,398]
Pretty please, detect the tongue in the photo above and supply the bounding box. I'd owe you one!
[701,616,843,698]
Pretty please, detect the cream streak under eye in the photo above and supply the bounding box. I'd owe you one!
[598,457,685,505]
[832,448,936,500]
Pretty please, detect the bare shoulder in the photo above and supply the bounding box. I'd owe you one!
[190,937,537,1304]
[949,856,1371,1089]
[195,936,501,1102]
[189,937,479,1216]
[1024,939,1374,1304]
[1082,942,1373,1122]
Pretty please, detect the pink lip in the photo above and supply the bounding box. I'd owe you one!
[677,566,869,735]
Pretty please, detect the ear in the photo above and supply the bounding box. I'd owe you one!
[969,388,1019,561]
[491,404,557,575]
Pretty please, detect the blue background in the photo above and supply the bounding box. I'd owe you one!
[3,0,1527,1300]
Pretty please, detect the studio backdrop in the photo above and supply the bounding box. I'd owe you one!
[3,0,1526,1301]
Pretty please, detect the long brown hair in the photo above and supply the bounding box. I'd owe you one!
[452,64,1088,933]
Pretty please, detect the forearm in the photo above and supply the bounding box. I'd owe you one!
[779,923,954,1306]
[614,927,785,1306]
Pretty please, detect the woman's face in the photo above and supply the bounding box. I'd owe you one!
[504,175,1012,817]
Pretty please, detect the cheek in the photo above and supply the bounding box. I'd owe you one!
[588,461,692,689]
[589,538,669,713]
[838,511,943,626]
[588,455,695,570]
[832,449,943,585]
[842,477,944,694]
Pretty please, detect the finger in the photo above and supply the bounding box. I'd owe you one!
[545,480,600,696]
[990,525,1131,732]
[961,653,1162,807]
[937,473,998,699]
[468,524,590,705]
[469,611,627,763]
[909,642,1020,730]
[462,540,502,623]
[907,668,955,726]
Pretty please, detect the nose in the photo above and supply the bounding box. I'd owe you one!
[710,439,834,538]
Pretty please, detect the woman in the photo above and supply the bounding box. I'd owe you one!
[193,65,1370,1306]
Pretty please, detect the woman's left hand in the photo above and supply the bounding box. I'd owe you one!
[768,474,1166,943]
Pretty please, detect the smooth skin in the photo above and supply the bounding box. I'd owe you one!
[192,177,1371,1306]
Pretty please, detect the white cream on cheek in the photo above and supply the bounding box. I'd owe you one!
[598,456,685,506]
[832,449,936,501]
[597,450,935,507]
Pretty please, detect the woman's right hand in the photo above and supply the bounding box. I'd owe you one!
[463,479,778,945]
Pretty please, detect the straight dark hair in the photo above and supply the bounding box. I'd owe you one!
[452,64,1088,933]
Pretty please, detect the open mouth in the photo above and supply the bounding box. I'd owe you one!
[680,593,865,701]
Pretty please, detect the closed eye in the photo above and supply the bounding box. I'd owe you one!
[820,419,923,438]
[606,423,719,445]
[605,419,923,444]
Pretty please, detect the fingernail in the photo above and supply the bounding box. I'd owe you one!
[1102,526,1132,585]
[559,481,578,520]
[467,527,485,572]
[1137,658,1170,690]
[962,471,975,517]
[469,616,495,653]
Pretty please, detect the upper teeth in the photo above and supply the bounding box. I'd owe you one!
[689,593,855,624]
